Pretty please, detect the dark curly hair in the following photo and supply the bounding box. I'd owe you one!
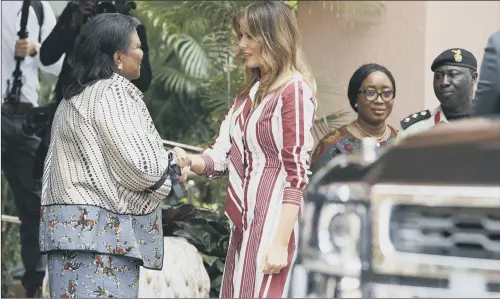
[347,63,396,112]
[63,13,136,100]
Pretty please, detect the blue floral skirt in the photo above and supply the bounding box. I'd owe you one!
[47,250,140,298]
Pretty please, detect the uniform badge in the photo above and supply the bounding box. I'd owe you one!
[452,49,462,62]
[400,109,431,130]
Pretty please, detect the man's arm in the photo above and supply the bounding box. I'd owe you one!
[34,1,66,76]
[475,31,500,116]
[39,2,78,67]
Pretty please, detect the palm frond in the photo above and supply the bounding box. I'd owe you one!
[312,107,354,141]
[170,34,211,78]
[135,1,246,100]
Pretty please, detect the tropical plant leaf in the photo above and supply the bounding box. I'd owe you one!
[312,107,355,141]
[199,253,219,266]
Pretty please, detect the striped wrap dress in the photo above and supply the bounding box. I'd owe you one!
[200,74,317,298]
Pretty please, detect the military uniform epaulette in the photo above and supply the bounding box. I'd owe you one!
[400,109,432,130]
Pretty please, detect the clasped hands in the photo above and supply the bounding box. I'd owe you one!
[170,146,191,183]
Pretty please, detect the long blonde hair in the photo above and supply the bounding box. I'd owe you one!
[233,1,316,105]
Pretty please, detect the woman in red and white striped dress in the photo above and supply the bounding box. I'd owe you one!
[173,2,317,298]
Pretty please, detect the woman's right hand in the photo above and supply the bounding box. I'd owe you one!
[172,147,206,176]
[172,147,191,168]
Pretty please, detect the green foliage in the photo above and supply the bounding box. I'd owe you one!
[133,0,253,220]
[1,175,21,298]
[37,72,57,105]
[134,1,250,144]
[313,107,354,140]
[284,0,298,13]
[162,202,230,298]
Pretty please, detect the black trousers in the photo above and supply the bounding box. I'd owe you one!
[1,110,46,297]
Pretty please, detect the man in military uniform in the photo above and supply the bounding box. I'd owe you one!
[396,48,478,142]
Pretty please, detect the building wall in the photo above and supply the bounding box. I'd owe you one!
[297,1,500,128]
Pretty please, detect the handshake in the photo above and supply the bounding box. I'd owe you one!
[170,146,192,183]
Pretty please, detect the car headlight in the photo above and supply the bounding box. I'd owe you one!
[299,182,370,281]
[318,203,363,275]
[295,186,369,298]
[295,139,378,298]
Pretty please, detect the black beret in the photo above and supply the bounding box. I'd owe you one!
[431,48,477,72]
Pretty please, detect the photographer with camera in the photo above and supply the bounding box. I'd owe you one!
[1,0,63,297]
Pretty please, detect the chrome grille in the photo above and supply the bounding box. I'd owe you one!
[389,205,500,260]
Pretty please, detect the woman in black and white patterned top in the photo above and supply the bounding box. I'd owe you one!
[39,13,189,298]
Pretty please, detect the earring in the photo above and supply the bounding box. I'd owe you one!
[355,103,358,107]
[117,63,123,71]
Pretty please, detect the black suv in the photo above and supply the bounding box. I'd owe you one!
[291,119,500,298]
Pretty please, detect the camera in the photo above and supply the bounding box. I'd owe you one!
[22,104,56,136]
[81,0,117,24]
[93,0,117,14]
[81,0,137,24]
[93,0,138,15]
